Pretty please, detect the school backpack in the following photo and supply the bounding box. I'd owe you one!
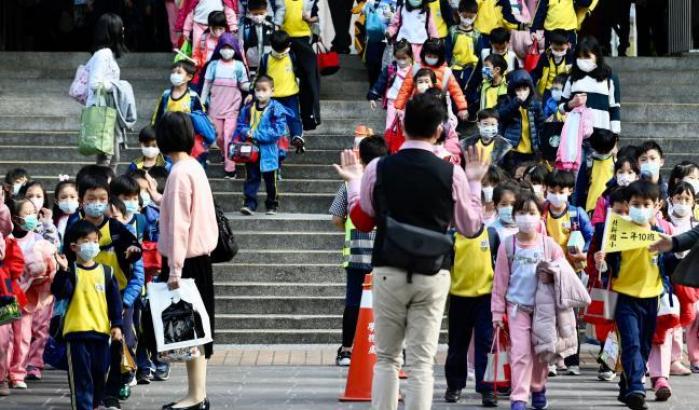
[69,64,89,104]
[365,1,388,42]
[210,201,239,263]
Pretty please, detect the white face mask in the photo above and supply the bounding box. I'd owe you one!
[576,58,597,73]
[672,203,692,218]
[408,0,422,7]
[546,192,568,209]
[532,185,544,199]
[482,186,494,203]
[12,182,23,196]
[551,88,563,102]
[142,146,160,158]
[424,56,439,66]
[396,59,411,68]
[250,14,266,24]
[616,173,636,187]
[255,90,272,103]
[479,124,498,141]
[416,82,431,93]
[683,178,699,194]
[516,88,530,101]
[515,214,539,233]
[30,198,44,212]
[552,49,567,58]
[460,16,475,26]
[170,72,185,86]
[220,48,235,60]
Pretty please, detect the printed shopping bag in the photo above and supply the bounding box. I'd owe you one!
[148,280,212,353]
[78,88,116,156]
[600,331,619,371]
[229,141,260,164]
[484,327,511,388]
[583,278,617,324]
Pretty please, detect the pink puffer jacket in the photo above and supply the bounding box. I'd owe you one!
[532,259,591,363]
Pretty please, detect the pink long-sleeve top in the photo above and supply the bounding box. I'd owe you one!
[347,140,482,236]
[490,233,565,323]
[158,157,218,278]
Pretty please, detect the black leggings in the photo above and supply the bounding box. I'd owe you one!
[289,36,321,130]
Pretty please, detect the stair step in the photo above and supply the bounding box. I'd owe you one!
[226,214,336,231]
[235,231,343,250]
[215,314,342,330]
[213,263,343,282]
[215,296,345,314]
[214,282,344,297]
[215,328,342,344]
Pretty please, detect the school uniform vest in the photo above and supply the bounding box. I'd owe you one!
[266,54,300,97]
[536,54,572,94]
[543,0,577,31]
[63,264,112,336]
[282,0,312,37]
[450,28,480,70]
[94,222,128,290]
[427,0,448,38]
[451,227,494,297]
[586,156,614,212]
[372,149,455,270]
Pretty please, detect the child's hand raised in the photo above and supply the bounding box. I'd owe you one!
[55,253,69,271]
[333,150,364,182]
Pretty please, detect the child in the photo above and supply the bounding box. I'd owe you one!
[491,192,566,410]
[386,0,438,62]
[128,126,173,173]
[543,74,566,120]
[367,39,414,132]
[362,0,394,86]
[241,0,275,72]
[427,0,455,46]
[636,140,668,200]
[450,0,481,113]
[531,0,588,47]
[598,181,667,410]
[481,27,520,73]
[64,175,141,409]
[497,69,545,173]
[4,168,29,204]
[0,227,25,397]
[178,0,237,58]
[258,30,305,153]
[424,88,461,164]
[201,32,251,179]
[51,220,123,410]
[234,75,289,215]
[19,181,61,247]
[329,135,387,367]
[473,0,521,48]
[582,129,618,213]
[152,60,206,126]
[445,195,499,407]
[394,39,469,121]
[479,165,507,226]
[6,199,57,390]
[522,163,548,202]
[461,108,512,166]
[667,161,699,200]
[531,29,573,100]
[191,11,230,70]
[488,181,520,241]
[590,155,639,227]
[478,53,508,111]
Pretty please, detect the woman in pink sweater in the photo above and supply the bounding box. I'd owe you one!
[156,112,218,410]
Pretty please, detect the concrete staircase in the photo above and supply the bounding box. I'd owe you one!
[0,52,697,344]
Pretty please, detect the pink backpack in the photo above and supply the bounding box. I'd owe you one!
[555,106,593,172]
[68,64,89,104]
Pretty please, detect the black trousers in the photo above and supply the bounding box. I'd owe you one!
[289,36,321,130]
[329,0,355,51]
[160,255,215,359]
[244,162,278,211]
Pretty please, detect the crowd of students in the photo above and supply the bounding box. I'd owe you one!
[330,2,699,410]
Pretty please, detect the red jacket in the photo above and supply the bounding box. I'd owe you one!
[0,236,26,307]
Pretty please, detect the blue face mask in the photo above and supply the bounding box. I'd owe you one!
[498,206,514,224]
[629,206,652,225]
[640,162,660,180]
[77,242,101,262]
[84,202,108,218]
[482,66,494,80]
[19,214,39,232]
[124,200,140,215]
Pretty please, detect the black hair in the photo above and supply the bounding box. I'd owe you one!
[156,111,195,155]
[484,165,507,186]
[248,0,268,11]
[552,74,568,86]
[420,38,446,67]
[10,198,33,219]
[617,145,639,162]
[415,68,437,87]
[109,197,127,217]
[459,0,478,13]
[254,74,275,89]
[78,174,110,199]
[545,169,576,189]
[138,126,157,143]
[393,39,413,59]
[549,29,569,46]
[608,186,627,205]
[171,60,197,76]
[76,165,114,190]
[589,129,618,155]
[404,93,447,139]
[524,163,548,185]
[148,166,170,194]
[671,181,696,200]
[625,180,660,202]
[636,140,664,159]
[490,27,510,45]
[513,191,543,214]
[110,175,140,197]
[271,30,291,52]
[18,181,49,209]
[570,36,612,82]
[668,161,699,194]
[4,168,29,185]
[615,155,640,174]
[477,108,499,122]
[484,53,508,74]
[358,136,388,165]
[92,13,127,59]
[208,10,227,27]
[65,220,101,245]
[493,180,520,205]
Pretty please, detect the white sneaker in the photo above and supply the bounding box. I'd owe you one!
[548,365,558,377]
[598,370,616,381]
[11,381,27,389]
[566,365,581,376]
[467,369,475,382]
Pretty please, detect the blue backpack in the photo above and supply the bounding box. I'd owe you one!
[365,2,387,42]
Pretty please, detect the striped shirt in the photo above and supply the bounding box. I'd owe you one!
[560,75,621,134]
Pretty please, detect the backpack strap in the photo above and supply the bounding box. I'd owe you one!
[487,226,500,267]
[441,68,452,92]
[568,206,580,231]
[505,234,516,270]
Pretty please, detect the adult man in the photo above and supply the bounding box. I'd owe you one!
[334,93,489,410]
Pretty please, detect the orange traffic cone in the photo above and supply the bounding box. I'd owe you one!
[339,274,376,401]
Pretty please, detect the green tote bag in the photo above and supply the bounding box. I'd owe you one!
[78,87,116,156]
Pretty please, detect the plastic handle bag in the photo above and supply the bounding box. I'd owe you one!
[484,327,511,387]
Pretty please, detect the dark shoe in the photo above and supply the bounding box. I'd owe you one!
[154,365,171,381]
[531,388,548,410]
[481,391,497,407]
[104,396,122,410]
[0,381,10,396]
[625,393,648,410]
[291,136,305,154]
[336,346,351,367]
[162,398,209,410]
[496,386,511,397]
[137,370,153,385]
[223,171,237,180]
[444,388,461,403]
